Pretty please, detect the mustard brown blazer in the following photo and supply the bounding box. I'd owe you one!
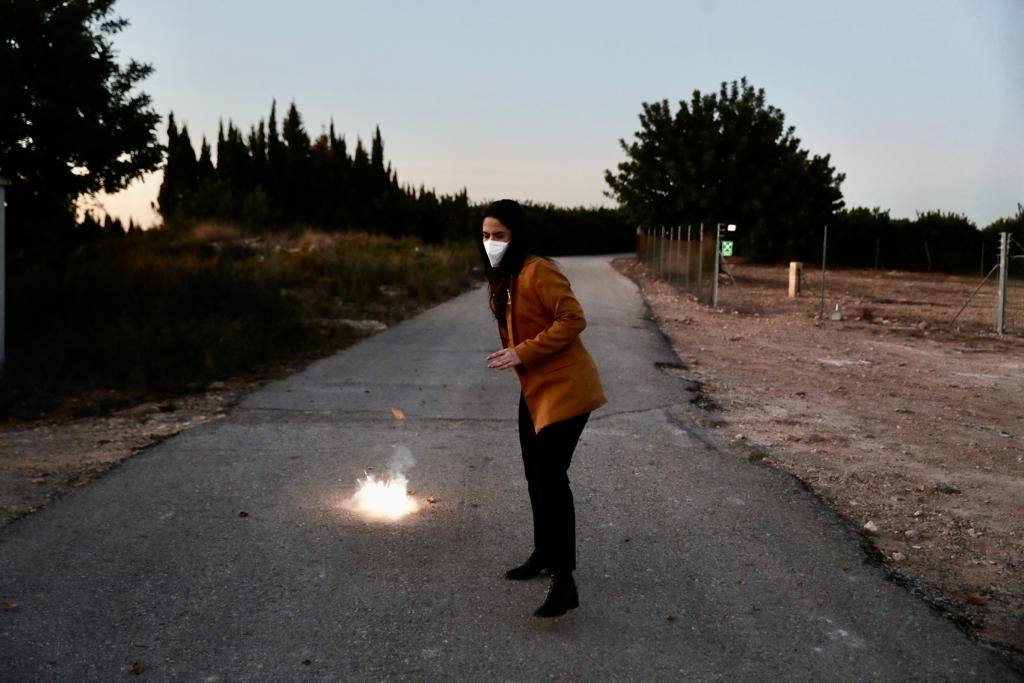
[497,255,607,433]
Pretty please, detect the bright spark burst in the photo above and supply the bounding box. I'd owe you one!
[344,472,419,521]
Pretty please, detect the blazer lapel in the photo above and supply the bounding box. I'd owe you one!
[505,274,516,346]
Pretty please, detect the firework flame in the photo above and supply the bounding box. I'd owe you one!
[345,472,418,521]
[342,446,419,521]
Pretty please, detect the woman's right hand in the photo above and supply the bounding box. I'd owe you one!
[486,347,521,370]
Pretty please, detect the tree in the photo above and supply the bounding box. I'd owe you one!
[281,102,310,221]
[0,0,162,255]
[983,203,1024,245]
[156,115,197,225]
[604,77,845,262]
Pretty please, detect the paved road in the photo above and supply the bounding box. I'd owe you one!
[1,256,1018,681]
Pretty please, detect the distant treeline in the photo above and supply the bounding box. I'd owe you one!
[153,100,634,255]
[826,204,1024,273]
[608,78,1023,273]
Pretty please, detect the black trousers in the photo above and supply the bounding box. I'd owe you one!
[517,392,590,573]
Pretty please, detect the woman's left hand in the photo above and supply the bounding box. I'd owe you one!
[486,347,521,370]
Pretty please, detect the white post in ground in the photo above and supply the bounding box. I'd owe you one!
[0,176,8,370]
[996,231,1009,334]
[788,262,802,298]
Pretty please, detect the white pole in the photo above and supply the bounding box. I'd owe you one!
[997,231,1009,334]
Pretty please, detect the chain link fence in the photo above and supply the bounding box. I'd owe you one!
[999,233,1024,334]
[637,225,1024,337]
[636,225,719,305]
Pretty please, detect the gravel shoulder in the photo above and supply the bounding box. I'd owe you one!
[614,257,1024,669]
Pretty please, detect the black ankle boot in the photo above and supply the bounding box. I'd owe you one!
[505,551,548,580]
[533,571,579,617]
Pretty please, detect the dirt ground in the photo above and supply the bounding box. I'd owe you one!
[614,257,1024,669]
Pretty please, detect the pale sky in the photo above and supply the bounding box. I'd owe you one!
[84,0,1024,230]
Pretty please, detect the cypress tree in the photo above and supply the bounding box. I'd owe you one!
[370,126,385,174]
[197,137,214,181]
[267,99,285,216]
[156,116,198,225]
[215,119,226,177]
[351,137,371,229]
[249,120,268,189]
[156,112,180,221]
[281,101,311,223]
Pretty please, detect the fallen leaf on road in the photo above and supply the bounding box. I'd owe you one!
[391,408,405,420]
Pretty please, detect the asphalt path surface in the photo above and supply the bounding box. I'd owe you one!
[1,256,1019,681]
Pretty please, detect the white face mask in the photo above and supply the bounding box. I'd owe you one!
[483,238,510,267]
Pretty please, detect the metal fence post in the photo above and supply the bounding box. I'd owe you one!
[819,224,828,319]
[0,177,7,370]
[712,224,720,308]
[660,226,666,277]
[685,225,691,287]
[697,223,704,302]
[997,231,1009,334]
[671,226,678,287]
[654,226,659,276]
[667,226,673,285]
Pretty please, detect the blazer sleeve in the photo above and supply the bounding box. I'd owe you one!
[513,260,587,368]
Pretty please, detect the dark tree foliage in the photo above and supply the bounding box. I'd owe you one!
[605,77,845,262]
[828,207,1013,273]
[157,100,634,252]
[982,203,1024,246]
[520,202,633,256]
[0,0,162,257]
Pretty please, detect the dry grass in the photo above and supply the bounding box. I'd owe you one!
[0,225,481,419]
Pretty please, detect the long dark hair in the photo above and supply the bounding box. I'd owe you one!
[480,199,532,325]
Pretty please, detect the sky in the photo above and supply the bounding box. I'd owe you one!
[85,0,1024,230]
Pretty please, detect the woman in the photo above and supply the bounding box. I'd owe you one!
[480,199,607,618]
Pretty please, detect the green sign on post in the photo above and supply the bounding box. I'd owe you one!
[721,240,734,256]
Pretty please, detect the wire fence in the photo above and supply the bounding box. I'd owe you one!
[636,225,1024,337]
[1001,234,1024,334]
[635,225,720,305]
